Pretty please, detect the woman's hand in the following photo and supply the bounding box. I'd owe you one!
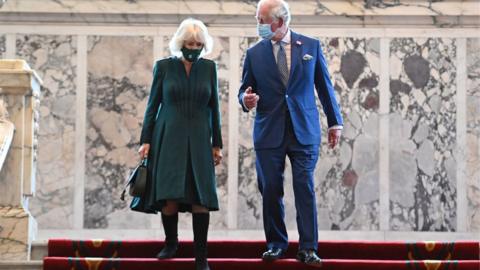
[138,144,150,159]
[212,147,222,166]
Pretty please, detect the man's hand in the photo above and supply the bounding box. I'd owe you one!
[328,129,342,149]
[243,87,260,110]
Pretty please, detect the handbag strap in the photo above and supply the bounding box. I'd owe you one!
[120,158,148,201]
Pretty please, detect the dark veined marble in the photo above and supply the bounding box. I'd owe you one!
[316,37,380,230]
[389,38,457,231]
[340,50,367,88]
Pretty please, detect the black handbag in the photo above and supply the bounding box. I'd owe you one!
[120,158,148,201]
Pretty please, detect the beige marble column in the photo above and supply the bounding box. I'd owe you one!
[0,99,14,172]
[0,59,41,261]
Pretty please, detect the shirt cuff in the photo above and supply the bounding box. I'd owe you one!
[328,125,343,131]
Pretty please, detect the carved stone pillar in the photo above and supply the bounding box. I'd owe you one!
[0,59,41,261]
[0,100,14,172]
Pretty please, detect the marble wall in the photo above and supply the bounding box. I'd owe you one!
[2,0,479,28]
[85,36,153,229]
[316,37,380,231]
[389,38,457,231]
[237,37,263,230]
[466,38,480,232]
[2,29,477,235]
[202,36,230,230]
[16,35,77,229]
[0,35,5,58]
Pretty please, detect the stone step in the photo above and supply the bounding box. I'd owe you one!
[0,261,42,270]
[31,241,47,261]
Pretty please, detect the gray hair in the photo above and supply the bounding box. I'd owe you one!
[169,18,214,58]
[258,0,291,27]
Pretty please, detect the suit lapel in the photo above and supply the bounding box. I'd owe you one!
[289,31,303,88]
[261,39,283,93]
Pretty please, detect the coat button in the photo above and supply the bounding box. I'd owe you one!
[285,94,289,98]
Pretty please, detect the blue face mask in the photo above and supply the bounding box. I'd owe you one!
[257,23,275,40]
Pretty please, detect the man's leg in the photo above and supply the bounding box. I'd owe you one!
[255,146,288,251]
[287,142,319,251]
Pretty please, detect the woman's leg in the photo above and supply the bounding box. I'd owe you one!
[157,200,179,259]
[162,200,179,215]
[192,205,210,270]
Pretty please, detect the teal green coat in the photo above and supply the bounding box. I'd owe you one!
[140,57,222,212]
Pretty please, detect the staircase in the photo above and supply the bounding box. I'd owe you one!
[39,239,479,270]
[0,242,44,270]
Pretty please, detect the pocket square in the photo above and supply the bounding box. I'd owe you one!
[303,54,313,61]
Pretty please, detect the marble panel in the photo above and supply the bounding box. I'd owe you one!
[204,36,230,230]
[16,35,77,229]
[0,35,5,58]
[161,36,230,230]
[85,36,153,229]
[466,38,480,232]
[389,38,457,231]
[237,36,263,230]
[315,37,380,230]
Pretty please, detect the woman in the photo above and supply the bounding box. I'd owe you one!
[138,18,222,270]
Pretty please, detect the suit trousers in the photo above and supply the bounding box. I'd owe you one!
[255,112,320,251]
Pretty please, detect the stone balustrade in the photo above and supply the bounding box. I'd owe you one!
[0,59,41,260]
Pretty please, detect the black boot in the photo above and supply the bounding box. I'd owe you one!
[156,213,179,259]
[193,212,210,270]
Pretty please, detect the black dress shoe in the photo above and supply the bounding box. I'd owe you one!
[262,247,284,261]
[296,249,322,267]
[195,259,210,270]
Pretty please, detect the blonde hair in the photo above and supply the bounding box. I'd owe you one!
[169,18,214,58]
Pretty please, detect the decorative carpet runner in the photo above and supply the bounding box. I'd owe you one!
[43,240,480,270]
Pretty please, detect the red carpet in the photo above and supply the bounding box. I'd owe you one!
[43,239,480,270]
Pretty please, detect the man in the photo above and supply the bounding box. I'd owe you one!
[238,0,343,266]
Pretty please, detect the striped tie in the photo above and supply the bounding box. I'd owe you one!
[277,41,289,88]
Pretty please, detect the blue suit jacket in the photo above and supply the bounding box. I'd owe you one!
[238,31,343,149]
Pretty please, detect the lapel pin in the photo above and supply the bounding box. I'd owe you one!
[296,40,302,46]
